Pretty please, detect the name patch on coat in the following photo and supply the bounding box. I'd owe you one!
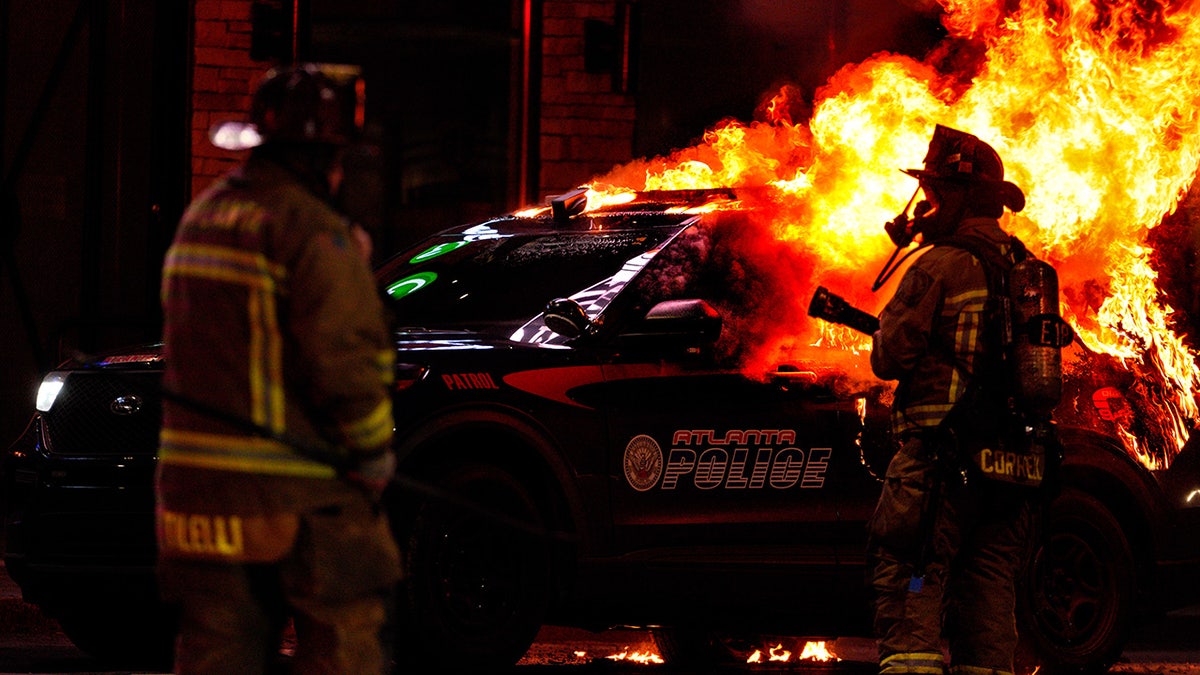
[973,447,1045,484]
[159,510,245,557]
[157,508,300,562]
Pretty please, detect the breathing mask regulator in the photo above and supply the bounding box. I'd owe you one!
[871,185,945,292]
[883,186,930,249]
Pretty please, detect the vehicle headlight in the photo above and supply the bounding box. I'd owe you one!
[35,373,66,412]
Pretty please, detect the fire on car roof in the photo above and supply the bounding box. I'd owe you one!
[566,0,1200,473]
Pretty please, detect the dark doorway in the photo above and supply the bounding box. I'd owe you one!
[307,1,527,254]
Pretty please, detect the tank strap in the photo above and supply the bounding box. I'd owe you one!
[931,234,1018,401]
[936,234,1024,295]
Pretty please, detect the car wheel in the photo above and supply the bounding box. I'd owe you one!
[54,600,177,668]
[652,628,751,667]
[393,460,551,671]
[1017,488,1135,674]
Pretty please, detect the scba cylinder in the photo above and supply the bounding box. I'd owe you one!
[1009,258,1065,415]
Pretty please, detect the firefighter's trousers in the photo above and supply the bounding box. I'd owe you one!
[868,434,1034,675]
[159,498,400,675]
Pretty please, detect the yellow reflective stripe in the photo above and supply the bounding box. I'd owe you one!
[165,241,287,434]
[881,651,945,674]
[943,288,987,312]
[166,244,287,281]
[376,349,396,385]
[164,261,272,290]
[955,312,980,354]
[951,309,980,402]
[246,288,284,433]
[893,403,954,432]
[160,448,336,478]
[898,402,954,418]
[159,429,336,479]
[164,244,285,292]
[950,367,965,403]
[883,652,944,663]
[263,288,284,432]
[944,285,985,409]
[342,399,394,450]
[249,290,266,427]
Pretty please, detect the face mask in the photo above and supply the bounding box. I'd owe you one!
[884,188,935,247]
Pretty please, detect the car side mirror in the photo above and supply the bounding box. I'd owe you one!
[543,297,593,338]
[618,298,721,346]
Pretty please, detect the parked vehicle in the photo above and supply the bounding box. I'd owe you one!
[5,188,1200,672]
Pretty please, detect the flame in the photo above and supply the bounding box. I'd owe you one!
[513,205,549,218]
[799,640,839,662]
[745,640,839,664]
[591,0,1200,469]
[585,185,636,211]
[605,647,664,665]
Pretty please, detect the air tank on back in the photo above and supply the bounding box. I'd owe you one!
[1009,257,1070,416]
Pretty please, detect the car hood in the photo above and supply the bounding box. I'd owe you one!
[393,327,535,353]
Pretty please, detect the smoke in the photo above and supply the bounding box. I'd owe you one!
[627,204,881,395]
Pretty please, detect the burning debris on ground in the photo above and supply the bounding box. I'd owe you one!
[517,626,867,670]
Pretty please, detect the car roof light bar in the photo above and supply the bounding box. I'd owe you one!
[551,187,589,221]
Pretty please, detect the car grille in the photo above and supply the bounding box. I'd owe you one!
[42,370,163,456]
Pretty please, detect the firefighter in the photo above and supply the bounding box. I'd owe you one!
[868,125,1040,675]
[156,63,400,674]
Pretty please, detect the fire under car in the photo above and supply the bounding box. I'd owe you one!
[4,187,1200,673]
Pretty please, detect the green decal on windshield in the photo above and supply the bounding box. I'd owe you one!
[386,271,438,299]
[409,241,468,264]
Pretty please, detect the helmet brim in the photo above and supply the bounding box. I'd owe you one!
[901,168,1026,213]
[209,121,264,151]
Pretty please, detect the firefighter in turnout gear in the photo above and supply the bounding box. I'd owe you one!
[157,63,400,674]
[868,125,1052,675]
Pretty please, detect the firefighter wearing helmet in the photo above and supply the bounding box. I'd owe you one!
[157,63,399,674]
[868,125,1062,675]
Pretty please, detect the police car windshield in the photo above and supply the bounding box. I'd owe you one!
[376,225,676,335]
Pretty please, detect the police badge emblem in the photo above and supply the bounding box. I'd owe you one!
[623,434,663,492]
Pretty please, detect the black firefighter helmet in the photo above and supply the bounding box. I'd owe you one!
[903,124,1026,213]
[209,63,365,151]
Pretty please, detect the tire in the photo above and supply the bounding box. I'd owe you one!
[54,599,177,668]
[393,460,551,671]
[1017,488,1136,674]
[652,628,756,667]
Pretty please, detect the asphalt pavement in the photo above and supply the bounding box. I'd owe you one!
[2,561,1198,674]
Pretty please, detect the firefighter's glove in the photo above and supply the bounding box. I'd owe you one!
[346,451,396,497]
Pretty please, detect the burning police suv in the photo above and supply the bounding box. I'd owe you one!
[5,188,1200,672]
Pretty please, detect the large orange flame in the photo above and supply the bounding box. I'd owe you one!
[592,0,1200,469]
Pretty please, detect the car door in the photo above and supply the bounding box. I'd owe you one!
[600,358,865,549]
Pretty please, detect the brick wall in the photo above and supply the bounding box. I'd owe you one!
[191,0,259,197]
[539,0,638,196]
[186,0,638,201]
